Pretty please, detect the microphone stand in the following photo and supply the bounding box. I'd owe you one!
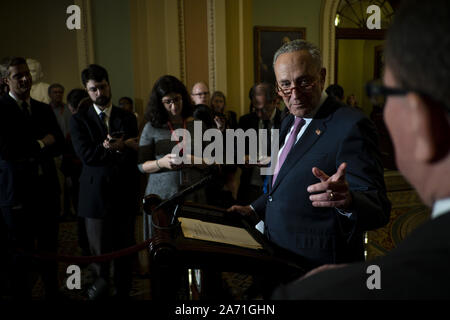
[152,174,214,226]
[171,204,181,225]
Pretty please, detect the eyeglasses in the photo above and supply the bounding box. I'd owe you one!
[276,77,317,96]
[162,95,182,106]
[192,91,210,97]
[365,82,408,107]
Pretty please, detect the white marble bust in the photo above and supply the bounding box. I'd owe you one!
[26,58,50,104]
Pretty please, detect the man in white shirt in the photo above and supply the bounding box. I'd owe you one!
[70,64,139,300]
[0,57,64,299]
[229,39,390,298]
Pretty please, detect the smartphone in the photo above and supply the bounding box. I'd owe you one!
[110,131,125,138]
[109,131,125,144]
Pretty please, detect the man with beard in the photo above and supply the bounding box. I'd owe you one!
[70,64,139,300]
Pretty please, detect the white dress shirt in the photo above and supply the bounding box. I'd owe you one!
[93,103,112,132]
[432,198,450,219]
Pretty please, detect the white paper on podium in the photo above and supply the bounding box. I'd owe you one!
[179,217,263,250]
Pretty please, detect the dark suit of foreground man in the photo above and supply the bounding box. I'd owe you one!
[230,40,390,274]
[273,0,450,299]
[0,57,64,299]
[70,64,138,299]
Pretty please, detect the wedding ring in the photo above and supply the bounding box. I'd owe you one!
[329,191,335,201]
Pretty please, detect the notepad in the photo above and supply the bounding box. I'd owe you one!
[179,217,263,250]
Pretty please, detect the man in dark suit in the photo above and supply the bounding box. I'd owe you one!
[237,82,283,204]
[273,0,450,299]
[70,64,139,299]
[0,57,64,299]
[230,40,390,289]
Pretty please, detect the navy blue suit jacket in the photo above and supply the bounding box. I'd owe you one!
[252,97,391,268]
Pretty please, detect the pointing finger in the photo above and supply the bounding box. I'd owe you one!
[312,167,329,182]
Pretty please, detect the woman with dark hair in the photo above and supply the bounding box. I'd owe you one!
[138,75,208,205]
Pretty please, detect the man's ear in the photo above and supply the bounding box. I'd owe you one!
[408,93,450,163]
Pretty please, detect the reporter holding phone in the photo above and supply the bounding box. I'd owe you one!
[70,64,139,300]
[138,75,209,207]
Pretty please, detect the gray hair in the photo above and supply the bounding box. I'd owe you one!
[273,39,322,71]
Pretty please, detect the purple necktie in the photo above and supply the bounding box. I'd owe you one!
[272,117,305,186]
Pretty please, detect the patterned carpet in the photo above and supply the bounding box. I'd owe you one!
[20,170,430,300]
[29,217,152,300]
[366,170,431,260]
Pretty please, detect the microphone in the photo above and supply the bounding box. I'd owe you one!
[152,174,214,214]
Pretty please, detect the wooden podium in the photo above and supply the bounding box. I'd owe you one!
[143,195,307,300]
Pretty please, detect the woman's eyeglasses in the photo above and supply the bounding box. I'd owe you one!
[162,95,182,106]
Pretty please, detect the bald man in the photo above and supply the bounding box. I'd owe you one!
[191,81,210,106]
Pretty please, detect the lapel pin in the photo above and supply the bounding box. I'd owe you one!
[315,129,321,136]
